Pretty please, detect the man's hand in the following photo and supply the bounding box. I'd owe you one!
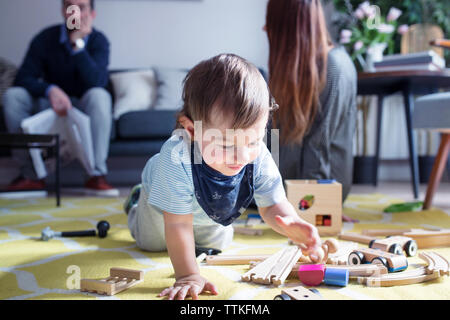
[48,86,72,116]
[158,274,218,300]
[69,28,90,45]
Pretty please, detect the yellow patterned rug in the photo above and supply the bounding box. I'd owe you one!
[0,193,449,300]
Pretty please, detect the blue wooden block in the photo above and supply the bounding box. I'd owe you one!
[323,267,348,286]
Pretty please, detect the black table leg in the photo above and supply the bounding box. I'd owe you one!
[55,135,60,207]
[374,94,384,186]
[403,89,419,199]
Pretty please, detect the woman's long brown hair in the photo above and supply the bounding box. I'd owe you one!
[266,0,332,145]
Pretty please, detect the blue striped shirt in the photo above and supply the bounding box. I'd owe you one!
[141,132,286,226]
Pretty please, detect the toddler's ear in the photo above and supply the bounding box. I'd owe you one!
[178,115,195,139]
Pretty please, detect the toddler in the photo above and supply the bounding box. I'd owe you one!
[124,53,321,300]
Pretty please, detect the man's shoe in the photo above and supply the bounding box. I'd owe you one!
[6,177,46,191]
[84,176,119,197]
[123,184,141,215]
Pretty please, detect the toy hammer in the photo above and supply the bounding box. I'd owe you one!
[41,220,110,241]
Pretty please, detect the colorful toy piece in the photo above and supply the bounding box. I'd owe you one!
[299,195,314,211]
[298,264,325,286]
[323,267,349,286]
[383,201,423,213]
[348,248,408,273]
[298,264,349,287]
[369,236,418,257]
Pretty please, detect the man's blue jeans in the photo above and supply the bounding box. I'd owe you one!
[2,87,112,180]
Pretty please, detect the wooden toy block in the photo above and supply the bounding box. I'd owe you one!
[369,236,418,257]
[404,229,450,249]
[362,228,450,248]
[348,248,408,273]
[80,268,144,296]
[338,232,375,245]
[241,246,302,285]
[298,264,325,286]
[206,254,273,265]
[325,264,388,277]
[362,228,413,237]
[323,267,349,286]
[285,180,342,236]
[274,285,323,300]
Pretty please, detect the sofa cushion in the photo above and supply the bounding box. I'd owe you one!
[153,67,188,111]
[109,139,167,157]
[110,69,158,119]
[116,110,178,139]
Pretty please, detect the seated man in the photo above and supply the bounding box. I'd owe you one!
[2,0,118,196]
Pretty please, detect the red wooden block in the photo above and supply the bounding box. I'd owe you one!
[297,264,325,286]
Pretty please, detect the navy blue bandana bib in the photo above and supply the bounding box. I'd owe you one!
[190,142,254,226]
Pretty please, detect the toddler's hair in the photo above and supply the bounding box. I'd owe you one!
[177,53,276,130]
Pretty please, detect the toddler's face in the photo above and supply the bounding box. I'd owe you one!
[198,112,269,176]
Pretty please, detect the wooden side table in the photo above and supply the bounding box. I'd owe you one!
[0,133,60,206]
[358,69,450,199]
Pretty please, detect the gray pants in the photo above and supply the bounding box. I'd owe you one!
[2,87,112,179]
[127,186,234,252]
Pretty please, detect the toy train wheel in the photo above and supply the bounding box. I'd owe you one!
[371,257,389,269]
[308,288,322,297]
[274,293,291,300]
[348,251,365,265]
[404,240,418,257]
[388,243,403,255]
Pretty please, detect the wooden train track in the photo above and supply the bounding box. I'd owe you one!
[360,228,450,249]
[419,251,450,276]
[241,246,302,285]
[358,251,449,287]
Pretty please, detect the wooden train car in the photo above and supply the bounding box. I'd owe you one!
[348,248,408,273]
[369,236,418,257]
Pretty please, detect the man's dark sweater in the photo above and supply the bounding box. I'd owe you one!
[14,24,110,98]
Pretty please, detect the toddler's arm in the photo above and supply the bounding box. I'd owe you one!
[258,198,322,257]
[158,211,218,300]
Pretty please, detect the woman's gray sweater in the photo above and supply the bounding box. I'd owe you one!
[277,46,357,201]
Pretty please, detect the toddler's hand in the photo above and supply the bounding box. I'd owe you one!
[158,274,218,300]
[275,215,321,255]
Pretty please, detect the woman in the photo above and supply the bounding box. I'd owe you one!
[265,0,357,202]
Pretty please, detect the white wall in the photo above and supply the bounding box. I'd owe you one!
[0,0,270,70]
